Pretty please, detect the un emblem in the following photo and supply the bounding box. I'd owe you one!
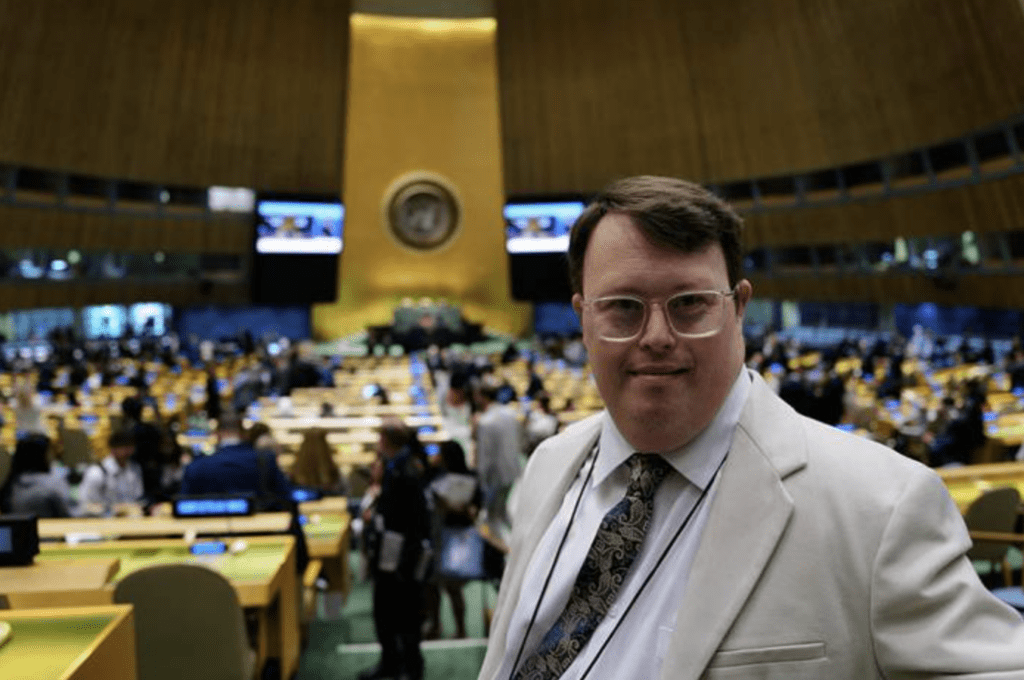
[387,178,460,251]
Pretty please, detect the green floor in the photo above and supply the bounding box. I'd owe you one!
[297,554,497,680]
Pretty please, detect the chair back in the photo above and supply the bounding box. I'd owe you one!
[58,427,94,469]
[114,564,255,680]
[965,486,1021,562]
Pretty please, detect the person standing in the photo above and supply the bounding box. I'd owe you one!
[360,419,432,680]
[478,175,1024,680]
[474,383,524,540]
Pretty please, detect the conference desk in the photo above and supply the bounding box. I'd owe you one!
[5,535,299,679]
[939,462,1024,512]
[261,415,443,432]
[0,605,136,680]
[38,506,353,600]
[38,514,293,542]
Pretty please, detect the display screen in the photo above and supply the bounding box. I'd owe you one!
[504,201,584,254]
[190,541,228,555]
[256,200,344,254]
[0,526,11,553]
[174,496,253,517]
[291,488,322,503]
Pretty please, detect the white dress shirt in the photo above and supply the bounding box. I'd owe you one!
[78,455,145,508]
[497,369,752,680]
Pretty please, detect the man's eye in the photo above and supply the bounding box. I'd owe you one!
[601,299,643,313]
[670,293,714,312]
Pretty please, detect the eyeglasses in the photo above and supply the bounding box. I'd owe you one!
[580,287,739,342]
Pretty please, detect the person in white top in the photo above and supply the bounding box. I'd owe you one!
[474,382,524,540]
[478,176,1024,680]
[78,429,145,514]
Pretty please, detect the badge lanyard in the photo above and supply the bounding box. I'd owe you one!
[508,441,727,680]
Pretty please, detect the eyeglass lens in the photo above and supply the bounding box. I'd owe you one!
[593,292,727,339]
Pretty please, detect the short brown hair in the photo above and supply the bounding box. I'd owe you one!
[379,417,413,451]
[567,175,744,295]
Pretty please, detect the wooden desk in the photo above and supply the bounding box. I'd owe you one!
[7,536,299,679]
[0,558,120,600]
[939,462,1024,512]
[0,605,136,680]
[299,509,352,600]
[262,415,442,432]
[38,514,292,542]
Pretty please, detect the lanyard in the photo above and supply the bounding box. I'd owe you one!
[508,441,727,680]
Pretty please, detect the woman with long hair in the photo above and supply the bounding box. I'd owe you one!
[290,428,345,495]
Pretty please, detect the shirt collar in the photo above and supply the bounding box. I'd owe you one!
[596,367,752,491]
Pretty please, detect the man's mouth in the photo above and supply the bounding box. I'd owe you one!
[630,366,688,376]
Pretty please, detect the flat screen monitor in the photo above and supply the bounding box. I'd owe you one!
[256,200,344,255]
[82,304,128,340]
[504,201,584,254]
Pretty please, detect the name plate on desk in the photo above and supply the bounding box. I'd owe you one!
[173,495,255,518]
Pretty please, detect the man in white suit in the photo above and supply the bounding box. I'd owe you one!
[478,175,1024,680]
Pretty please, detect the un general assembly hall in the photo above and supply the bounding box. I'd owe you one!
[3,1,1024,679]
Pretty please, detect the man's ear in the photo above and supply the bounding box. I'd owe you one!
[734,280,753,318]
[572,293,584,318]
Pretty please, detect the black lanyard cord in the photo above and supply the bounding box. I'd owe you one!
[507,439,600,680]
[574,452,728,680]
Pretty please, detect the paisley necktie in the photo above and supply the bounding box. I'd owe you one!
[513,453,671,680]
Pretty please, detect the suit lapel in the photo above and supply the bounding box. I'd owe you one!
[482,416,603,678]
[663,376,805,680]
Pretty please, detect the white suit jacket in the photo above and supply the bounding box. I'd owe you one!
[478,372,1024,679]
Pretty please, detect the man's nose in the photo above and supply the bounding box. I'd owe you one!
[638,303,676,351]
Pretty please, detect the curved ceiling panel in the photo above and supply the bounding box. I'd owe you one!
[0,0,349,193]
[497,0,1024,195]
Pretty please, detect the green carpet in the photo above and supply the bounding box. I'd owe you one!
[297,554,497,680]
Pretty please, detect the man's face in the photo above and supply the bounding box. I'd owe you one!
[572,212,751,453]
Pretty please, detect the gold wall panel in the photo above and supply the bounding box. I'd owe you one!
[497,0,1024,195]
[0,0,348,192]
[314,13,529,340]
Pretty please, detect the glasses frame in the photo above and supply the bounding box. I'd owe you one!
[580,286,740,342]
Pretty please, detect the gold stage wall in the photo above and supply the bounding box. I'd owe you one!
[313,13,530,340]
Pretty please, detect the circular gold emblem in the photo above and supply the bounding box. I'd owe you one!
[387,180,460,251]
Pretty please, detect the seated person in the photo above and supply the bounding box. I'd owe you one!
[0,433,73,517]
[78,429,145,516]
[180,412,293,509]
[180,412,308,574]
[290,428,346,496]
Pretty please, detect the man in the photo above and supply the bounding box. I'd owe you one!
[121,395,164,502]
[474,382,524,539]
[78,429,145,514]
[479,175,1024,680]
[180,411,307,577]
[179,412,292,508]
[360,419,432,680]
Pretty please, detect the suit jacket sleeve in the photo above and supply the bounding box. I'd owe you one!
[872,467,1024,676]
